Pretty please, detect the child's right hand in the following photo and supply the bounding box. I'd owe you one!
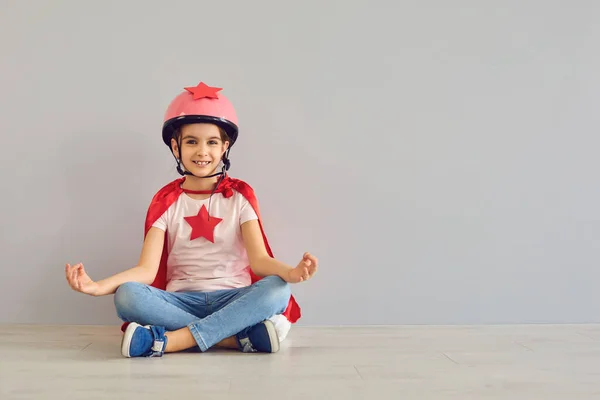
[65,263,100,296]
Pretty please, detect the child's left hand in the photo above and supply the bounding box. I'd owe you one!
[286,252,318,283]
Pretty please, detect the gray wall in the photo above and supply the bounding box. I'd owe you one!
[1,0,599,326]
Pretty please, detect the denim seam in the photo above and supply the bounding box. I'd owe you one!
[205,292,210,315]
[188,323,209,352]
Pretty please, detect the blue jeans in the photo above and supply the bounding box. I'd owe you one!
[113,275,291,352]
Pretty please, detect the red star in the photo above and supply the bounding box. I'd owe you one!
[184,82,222,100]
[183,205,222,243]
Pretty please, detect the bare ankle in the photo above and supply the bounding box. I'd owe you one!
[216,336,238,349]
[164,327,196,353]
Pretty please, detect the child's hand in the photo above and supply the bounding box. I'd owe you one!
[286,252,318,283]
[65,263,100,296]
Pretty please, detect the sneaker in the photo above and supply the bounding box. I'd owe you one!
[121,322,168,358]
[268,314,291,342]
[235,320,280,353]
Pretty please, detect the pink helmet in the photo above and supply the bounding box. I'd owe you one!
[162,82,239,147]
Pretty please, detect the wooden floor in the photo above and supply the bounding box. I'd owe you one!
[1,324,600,399]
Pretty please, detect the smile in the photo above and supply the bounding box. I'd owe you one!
[193,161,211,166]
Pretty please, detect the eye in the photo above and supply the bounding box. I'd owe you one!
[208,140,219,145]
[185,140,196,145]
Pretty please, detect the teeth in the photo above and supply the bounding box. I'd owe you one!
[194,161,210,165]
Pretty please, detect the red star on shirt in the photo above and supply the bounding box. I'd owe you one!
[183,205,222,243]
[184,82,222,100]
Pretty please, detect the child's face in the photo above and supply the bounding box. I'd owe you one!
[171,123,230,176]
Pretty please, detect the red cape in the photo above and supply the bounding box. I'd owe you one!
[120,175,301,331]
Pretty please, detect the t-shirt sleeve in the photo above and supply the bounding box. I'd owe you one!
[152,210,168,231]
[239,195,259,225]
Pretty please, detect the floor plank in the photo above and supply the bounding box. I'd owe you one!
[1,324,600,399]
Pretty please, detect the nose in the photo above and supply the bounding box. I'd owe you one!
[196,143,209,155]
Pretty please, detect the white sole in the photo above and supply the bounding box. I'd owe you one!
[263,320,280,353]
[121,322,142,358]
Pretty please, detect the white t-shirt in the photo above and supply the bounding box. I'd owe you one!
[152,190,258,292]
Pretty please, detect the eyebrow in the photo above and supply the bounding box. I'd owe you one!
[182,135,221,140]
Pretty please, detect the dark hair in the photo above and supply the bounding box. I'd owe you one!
[218,126,231,144]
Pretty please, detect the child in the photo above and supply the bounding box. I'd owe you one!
[65,81,318,358]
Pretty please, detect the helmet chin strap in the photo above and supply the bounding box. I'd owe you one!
[176,162,224,179]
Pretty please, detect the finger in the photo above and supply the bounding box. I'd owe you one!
[67,264,80,286]
[303,266,309,280]
[74,265,83,289]
[66,268,73,284]
[304,256,316,273]
[69,265,77,283]
[77,267,88,288]
[71,270,80,288]
[72,264,81,282]
[66,270,77,290]
[299,268,307,281]
[310,259,318,274]
[77,268,84,286]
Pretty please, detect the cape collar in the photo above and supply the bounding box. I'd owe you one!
[179,175,235,198]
